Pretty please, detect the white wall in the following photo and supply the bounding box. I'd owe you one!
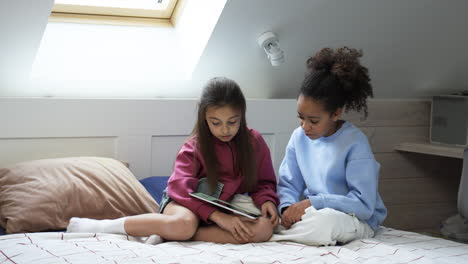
[0,98,298,179]
[194,0,468,98]
[0,0,53,95]
[1,0,468,99]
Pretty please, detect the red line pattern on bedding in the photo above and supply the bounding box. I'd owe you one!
[0,228,467,263]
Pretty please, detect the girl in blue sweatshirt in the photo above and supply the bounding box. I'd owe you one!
[274,47,387,245]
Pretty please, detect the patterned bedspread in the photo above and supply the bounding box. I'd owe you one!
[1,227,467,264]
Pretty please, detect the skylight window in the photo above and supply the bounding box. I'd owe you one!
[55,0,168,10]
[30,0,227,98]
[51,0,180,27]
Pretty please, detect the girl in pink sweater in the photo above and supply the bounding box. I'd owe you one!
[67,77,279,244]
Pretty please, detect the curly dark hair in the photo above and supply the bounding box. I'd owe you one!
[300,47,373,118]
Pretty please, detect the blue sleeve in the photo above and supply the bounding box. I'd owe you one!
[277,136,306,214]
[308,157,380,221]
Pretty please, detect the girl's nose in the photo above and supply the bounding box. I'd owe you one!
[221,125,229,134]
[301,120,310,131]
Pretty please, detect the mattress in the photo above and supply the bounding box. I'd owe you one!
[1,227,467,264]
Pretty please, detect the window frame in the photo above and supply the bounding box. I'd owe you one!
[49,0,181,27]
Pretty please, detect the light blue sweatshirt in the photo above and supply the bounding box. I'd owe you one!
[278,121,387,231]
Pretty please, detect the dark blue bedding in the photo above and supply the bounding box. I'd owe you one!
[139,176,169,204]
[0,176,170,236]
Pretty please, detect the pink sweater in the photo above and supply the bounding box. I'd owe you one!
[167,128,279,222]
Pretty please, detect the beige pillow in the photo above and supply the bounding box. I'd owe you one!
[0,157,159,234]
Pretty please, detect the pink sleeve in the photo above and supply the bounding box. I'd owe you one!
[166,140,216,222]
[249,130,280,208]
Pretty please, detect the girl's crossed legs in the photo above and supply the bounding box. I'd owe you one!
[128,201,273,243]
[69,201,273,244]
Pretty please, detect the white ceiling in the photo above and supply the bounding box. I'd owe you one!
[1,0,468,99]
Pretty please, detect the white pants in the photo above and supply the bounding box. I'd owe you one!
[270,206,374,246]
[231,194,262,215]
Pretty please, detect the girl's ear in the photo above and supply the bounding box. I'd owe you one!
[332,108,343,121]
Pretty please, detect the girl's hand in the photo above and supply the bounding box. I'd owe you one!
[210,211,256,242]
[281,199,311,229]
[261,201,279,227]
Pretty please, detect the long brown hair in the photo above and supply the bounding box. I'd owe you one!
[192,77,257,192]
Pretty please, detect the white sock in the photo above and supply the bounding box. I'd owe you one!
[144,234,164,245]
[66,217,127,234]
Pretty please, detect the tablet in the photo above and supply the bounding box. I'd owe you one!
[189,192,261,219]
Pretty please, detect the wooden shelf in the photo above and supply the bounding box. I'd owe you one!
[395,142,465,159]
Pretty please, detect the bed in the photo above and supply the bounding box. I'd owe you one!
[1,98,467,263]
[2,227,468,263]
[2,168,468,264]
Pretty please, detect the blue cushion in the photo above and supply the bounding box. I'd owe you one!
[139,176,170,204]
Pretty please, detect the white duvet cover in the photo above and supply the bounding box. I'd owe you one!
[1,227,467,264]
